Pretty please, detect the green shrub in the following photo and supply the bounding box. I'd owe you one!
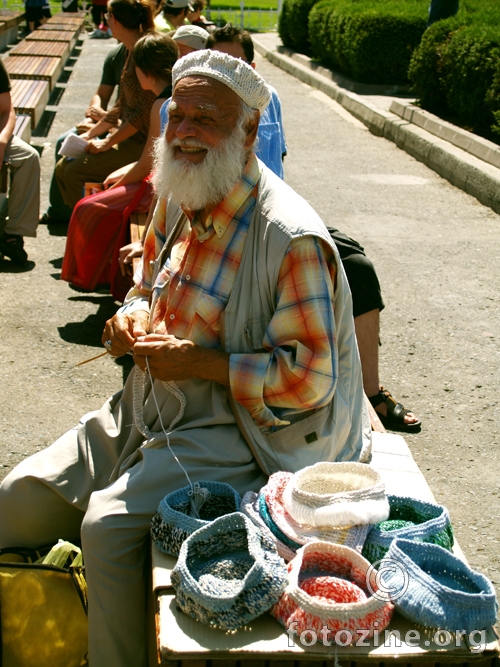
[409,4,500,141]
[279,0,319,54]
[308,0,428,85]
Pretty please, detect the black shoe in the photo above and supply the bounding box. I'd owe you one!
[40,212,69,225]
[0,234,28,265]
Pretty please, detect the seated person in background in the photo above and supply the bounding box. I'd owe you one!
[154,0,191,32]
[207,23,286,178]
[61,32,178,300]
[0,59,40,265]
[41,41,127,225]
[0,50,367,666]
[172,23,209,56]
[55,0,157,211]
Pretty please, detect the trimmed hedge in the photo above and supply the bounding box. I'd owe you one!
[408,2,500,141]
[309,0,428,85]
[278,0,319,54]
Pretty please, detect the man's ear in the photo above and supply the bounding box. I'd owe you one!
[243,110,260,149]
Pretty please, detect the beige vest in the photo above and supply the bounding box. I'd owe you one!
[220,165,371,475]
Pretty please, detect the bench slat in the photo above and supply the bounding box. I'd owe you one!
[9,40,70,61]
[5,55,62,91]
[25,30,77,52]
[13,114,31,143]
[10,79,49,129]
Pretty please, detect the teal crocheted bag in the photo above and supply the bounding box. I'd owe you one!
[171,512,288,630]
[362,495,454,564]
[150,482,241,556]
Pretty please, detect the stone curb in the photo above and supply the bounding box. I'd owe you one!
[254,36,500,215]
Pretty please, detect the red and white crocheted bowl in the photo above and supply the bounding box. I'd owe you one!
[271,541,394,637]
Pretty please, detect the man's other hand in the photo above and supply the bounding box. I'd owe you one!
[102,311,149,357]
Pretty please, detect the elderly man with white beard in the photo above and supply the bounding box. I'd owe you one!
[0,51,368,667]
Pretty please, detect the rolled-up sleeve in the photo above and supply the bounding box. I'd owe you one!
[229,235,338,428]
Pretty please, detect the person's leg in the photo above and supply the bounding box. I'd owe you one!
[81,426,265,667]
[3,136,40,238]
[327,227,420,429]
[56,138,144,209]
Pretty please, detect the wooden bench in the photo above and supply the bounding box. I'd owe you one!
[47,15,86,29]
[10,78,49,129]
[36,23,83,37]
[150,430,500,667]
[9,39,70,63]
[13,114,31,143]
[130,212,148,275]
[25,29,78,52]
[4,55,63,92]
[0,21,8,52]
[0,10,25,45]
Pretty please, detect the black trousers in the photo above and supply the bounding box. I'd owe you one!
[327,227,385,319]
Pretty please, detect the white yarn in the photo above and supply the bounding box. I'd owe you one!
[172,50,271,113]
[133,360,208,518]
[283,462,389,528]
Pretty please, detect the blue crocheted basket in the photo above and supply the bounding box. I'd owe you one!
[362,495,454,564]
[171,511,289,630]
[150,482,241,556]
[382,538,497,633]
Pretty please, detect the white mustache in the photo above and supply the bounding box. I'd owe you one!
[170,137,210,151]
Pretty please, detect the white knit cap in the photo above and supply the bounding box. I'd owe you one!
[173,25,209,51]
[282,462,390,528]
[171,49,271,113]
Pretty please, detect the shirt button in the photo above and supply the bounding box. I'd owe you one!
[185,274,191,281]
[169,314,175,320]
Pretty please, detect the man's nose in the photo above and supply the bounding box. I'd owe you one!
[175,119,196,139]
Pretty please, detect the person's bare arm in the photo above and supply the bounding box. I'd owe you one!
[86,120,138,154]
[86,83,115,120]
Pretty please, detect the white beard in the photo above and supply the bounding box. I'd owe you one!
[151,127,248,211]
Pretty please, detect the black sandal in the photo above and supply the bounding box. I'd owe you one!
[368,387,421,433]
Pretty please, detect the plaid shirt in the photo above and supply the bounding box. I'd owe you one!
[125,156,338,428]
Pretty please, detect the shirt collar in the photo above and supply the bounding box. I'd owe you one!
[184,154,260,240]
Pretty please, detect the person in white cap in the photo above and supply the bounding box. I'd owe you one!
[172,23,209,57]
[0,50,367,667]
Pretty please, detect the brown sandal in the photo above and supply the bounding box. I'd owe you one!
[368,387,421,433]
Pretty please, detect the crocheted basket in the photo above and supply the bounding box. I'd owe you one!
[265,471,371,553]
[383,538,498,633]
[171,511,289,630]
[150,482,241,556]
[362,495,454,564]
[272,541,394,636]
[240,491,297,562]
[283,462,389,528]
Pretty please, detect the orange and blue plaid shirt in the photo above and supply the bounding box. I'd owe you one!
[126,156,338,428]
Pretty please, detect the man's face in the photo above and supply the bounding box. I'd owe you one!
[166,75,244,165]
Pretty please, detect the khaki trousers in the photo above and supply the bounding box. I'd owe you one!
[0,369,266,667]
[3,135,40,237]
[55,136,144,209]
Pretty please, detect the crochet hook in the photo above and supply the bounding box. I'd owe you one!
[74,351,108,367]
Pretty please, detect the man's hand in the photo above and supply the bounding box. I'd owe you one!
[102,310,149,357]
[133,334,230,385]
[85,105,106,121]
[119,240,143,276]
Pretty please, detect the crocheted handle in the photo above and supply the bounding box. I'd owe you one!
[133,366,185,439]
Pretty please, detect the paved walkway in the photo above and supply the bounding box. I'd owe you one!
[1,31,499,613]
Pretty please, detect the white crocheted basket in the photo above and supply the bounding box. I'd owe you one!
[282,462,389,528]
